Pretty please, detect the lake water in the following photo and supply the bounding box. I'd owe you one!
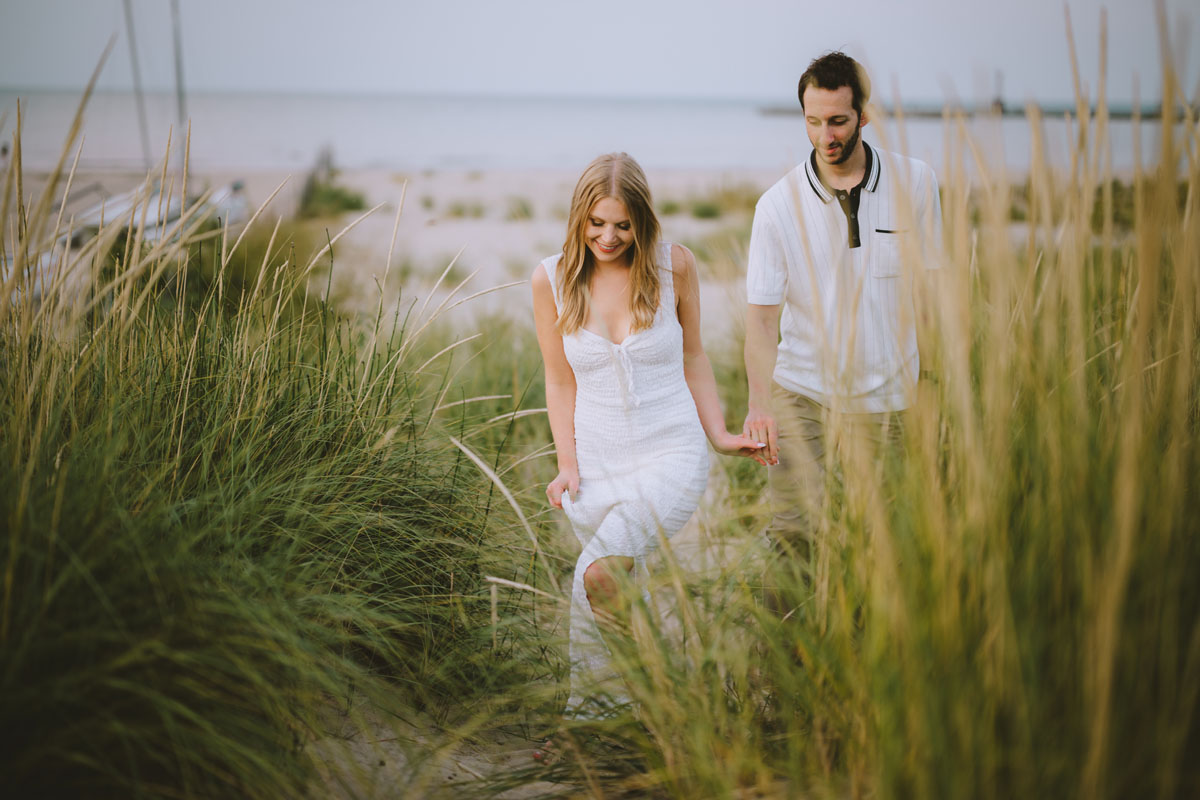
[0,89,1177,177]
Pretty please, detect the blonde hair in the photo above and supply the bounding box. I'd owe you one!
[556,153,661,336]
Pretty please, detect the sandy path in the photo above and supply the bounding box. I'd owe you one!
[316,166,769,355]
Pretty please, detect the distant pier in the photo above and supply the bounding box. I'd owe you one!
[760,102,1195,120]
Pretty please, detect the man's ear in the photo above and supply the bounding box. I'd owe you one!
[859,109,869,129]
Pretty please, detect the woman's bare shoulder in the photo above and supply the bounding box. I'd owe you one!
[669,242,695,276]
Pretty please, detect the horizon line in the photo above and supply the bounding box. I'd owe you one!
[0,84,1164,110]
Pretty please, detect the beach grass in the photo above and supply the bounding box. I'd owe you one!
[446,200,486,219]
[298,179,366,218]
[506,196,535,221]
[463,17,1200,799]
[0,107,557,796]
[3,14,1198,797]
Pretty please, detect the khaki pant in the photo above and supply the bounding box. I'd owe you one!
[764,387,905,610]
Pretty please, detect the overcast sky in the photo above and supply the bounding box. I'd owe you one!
[0,0,1196,106]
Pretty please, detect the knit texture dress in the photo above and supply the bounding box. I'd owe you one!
[542,242,710,717]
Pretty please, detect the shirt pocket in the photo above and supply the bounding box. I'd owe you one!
[871,230,905,278]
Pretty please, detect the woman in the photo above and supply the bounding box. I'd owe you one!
[531,153,764,726]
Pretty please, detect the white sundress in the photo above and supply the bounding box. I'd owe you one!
[542,242,710,717]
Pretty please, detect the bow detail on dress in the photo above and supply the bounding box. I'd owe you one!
[610,343,640,409]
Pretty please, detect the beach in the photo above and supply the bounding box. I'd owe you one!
[24,161,776,342]
[8,156,779,794]
[7,110,1197,799]
[6,2,1197,793]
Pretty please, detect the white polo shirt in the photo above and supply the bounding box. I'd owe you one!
[746,142,942,413]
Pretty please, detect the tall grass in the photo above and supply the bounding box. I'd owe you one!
[0,98,550,796]
[3,14,1196,797]
[467,15,1200,799]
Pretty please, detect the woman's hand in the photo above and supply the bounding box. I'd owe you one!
[546,468,580,509]
[711,430,769,465]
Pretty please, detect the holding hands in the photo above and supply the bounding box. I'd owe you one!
[711,430,769,463]
[545,428,765,509]
[742,406,779,466]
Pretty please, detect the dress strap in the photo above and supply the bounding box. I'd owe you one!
[657,242,675,312]
[542,253,564,313]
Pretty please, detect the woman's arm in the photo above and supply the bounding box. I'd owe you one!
[673,244,767,464]
[531,262,580,508]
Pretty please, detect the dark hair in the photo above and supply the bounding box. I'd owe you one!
[797,51,871,114]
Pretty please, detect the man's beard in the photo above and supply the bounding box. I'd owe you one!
[831,121,862,165]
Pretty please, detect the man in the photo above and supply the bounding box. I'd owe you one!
[743,51,942,604]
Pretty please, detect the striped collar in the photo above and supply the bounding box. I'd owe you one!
[804,141,880,203]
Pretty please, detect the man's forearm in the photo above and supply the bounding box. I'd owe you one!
[744,305,781,411]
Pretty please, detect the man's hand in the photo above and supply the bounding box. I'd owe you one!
[742,407,779,466]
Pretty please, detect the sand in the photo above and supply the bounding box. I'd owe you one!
[317,166,776,353]
[20,162,773,339]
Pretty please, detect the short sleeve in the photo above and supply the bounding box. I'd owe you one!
[746,205,787,305]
